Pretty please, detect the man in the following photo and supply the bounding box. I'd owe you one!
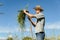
[23,5,45,40]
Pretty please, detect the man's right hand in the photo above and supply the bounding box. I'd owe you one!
[23,9,27,13]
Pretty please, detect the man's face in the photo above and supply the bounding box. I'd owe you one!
[35,9,40,14]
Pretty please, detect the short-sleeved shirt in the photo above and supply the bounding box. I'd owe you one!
[34,13,45,33]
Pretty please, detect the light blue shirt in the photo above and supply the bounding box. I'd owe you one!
[34,13,45,33]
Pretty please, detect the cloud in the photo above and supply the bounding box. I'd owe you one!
[45,21,60,29]
[0,37,7,39]
[0,26,18,33]
[0,26,32,33]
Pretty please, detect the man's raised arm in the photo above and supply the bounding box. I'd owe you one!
[23,9,36,27]
[23,9,35,18]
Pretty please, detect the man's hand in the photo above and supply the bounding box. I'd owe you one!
[23,9,27,13]
[23,9,35,18]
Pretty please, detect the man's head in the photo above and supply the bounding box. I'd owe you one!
[33,5,43,14]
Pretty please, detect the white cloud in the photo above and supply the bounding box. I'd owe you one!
[45,21,60,29]
[0,37,7,39]
[0,26,31,33]
[0,26,18,33]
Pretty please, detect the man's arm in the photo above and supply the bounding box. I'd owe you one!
[28,17,36,27]
[23,10,35,18]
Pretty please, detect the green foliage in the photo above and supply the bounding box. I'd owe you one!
[7,37,13,40]
[17,10,26,28]
[17,10,29,28]
[22,37,33,40]
[17,4,29,28]
[17,4,29,40]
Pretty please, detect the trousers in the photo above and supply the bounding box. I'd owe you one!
[36,32,45,40]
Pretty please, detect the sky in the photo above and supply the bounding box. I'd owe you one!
[0,0,60,39]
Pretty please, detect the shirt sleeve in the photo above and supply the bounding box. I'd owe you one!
[33,14,37,18]
[34,13,44,19]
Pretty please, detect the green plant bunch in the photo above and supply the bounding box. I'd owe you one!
[17,10,29,28]
[22,37,33,40]
[17,4,29,29]
[7,37,13,40]
[18,10,26,28]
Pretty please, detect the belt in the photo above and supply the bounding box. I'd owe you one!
[39,32,44,33]
[36,32,45,34]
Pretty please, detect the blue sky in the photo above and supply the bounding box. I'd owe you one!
[0,0,60,39]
